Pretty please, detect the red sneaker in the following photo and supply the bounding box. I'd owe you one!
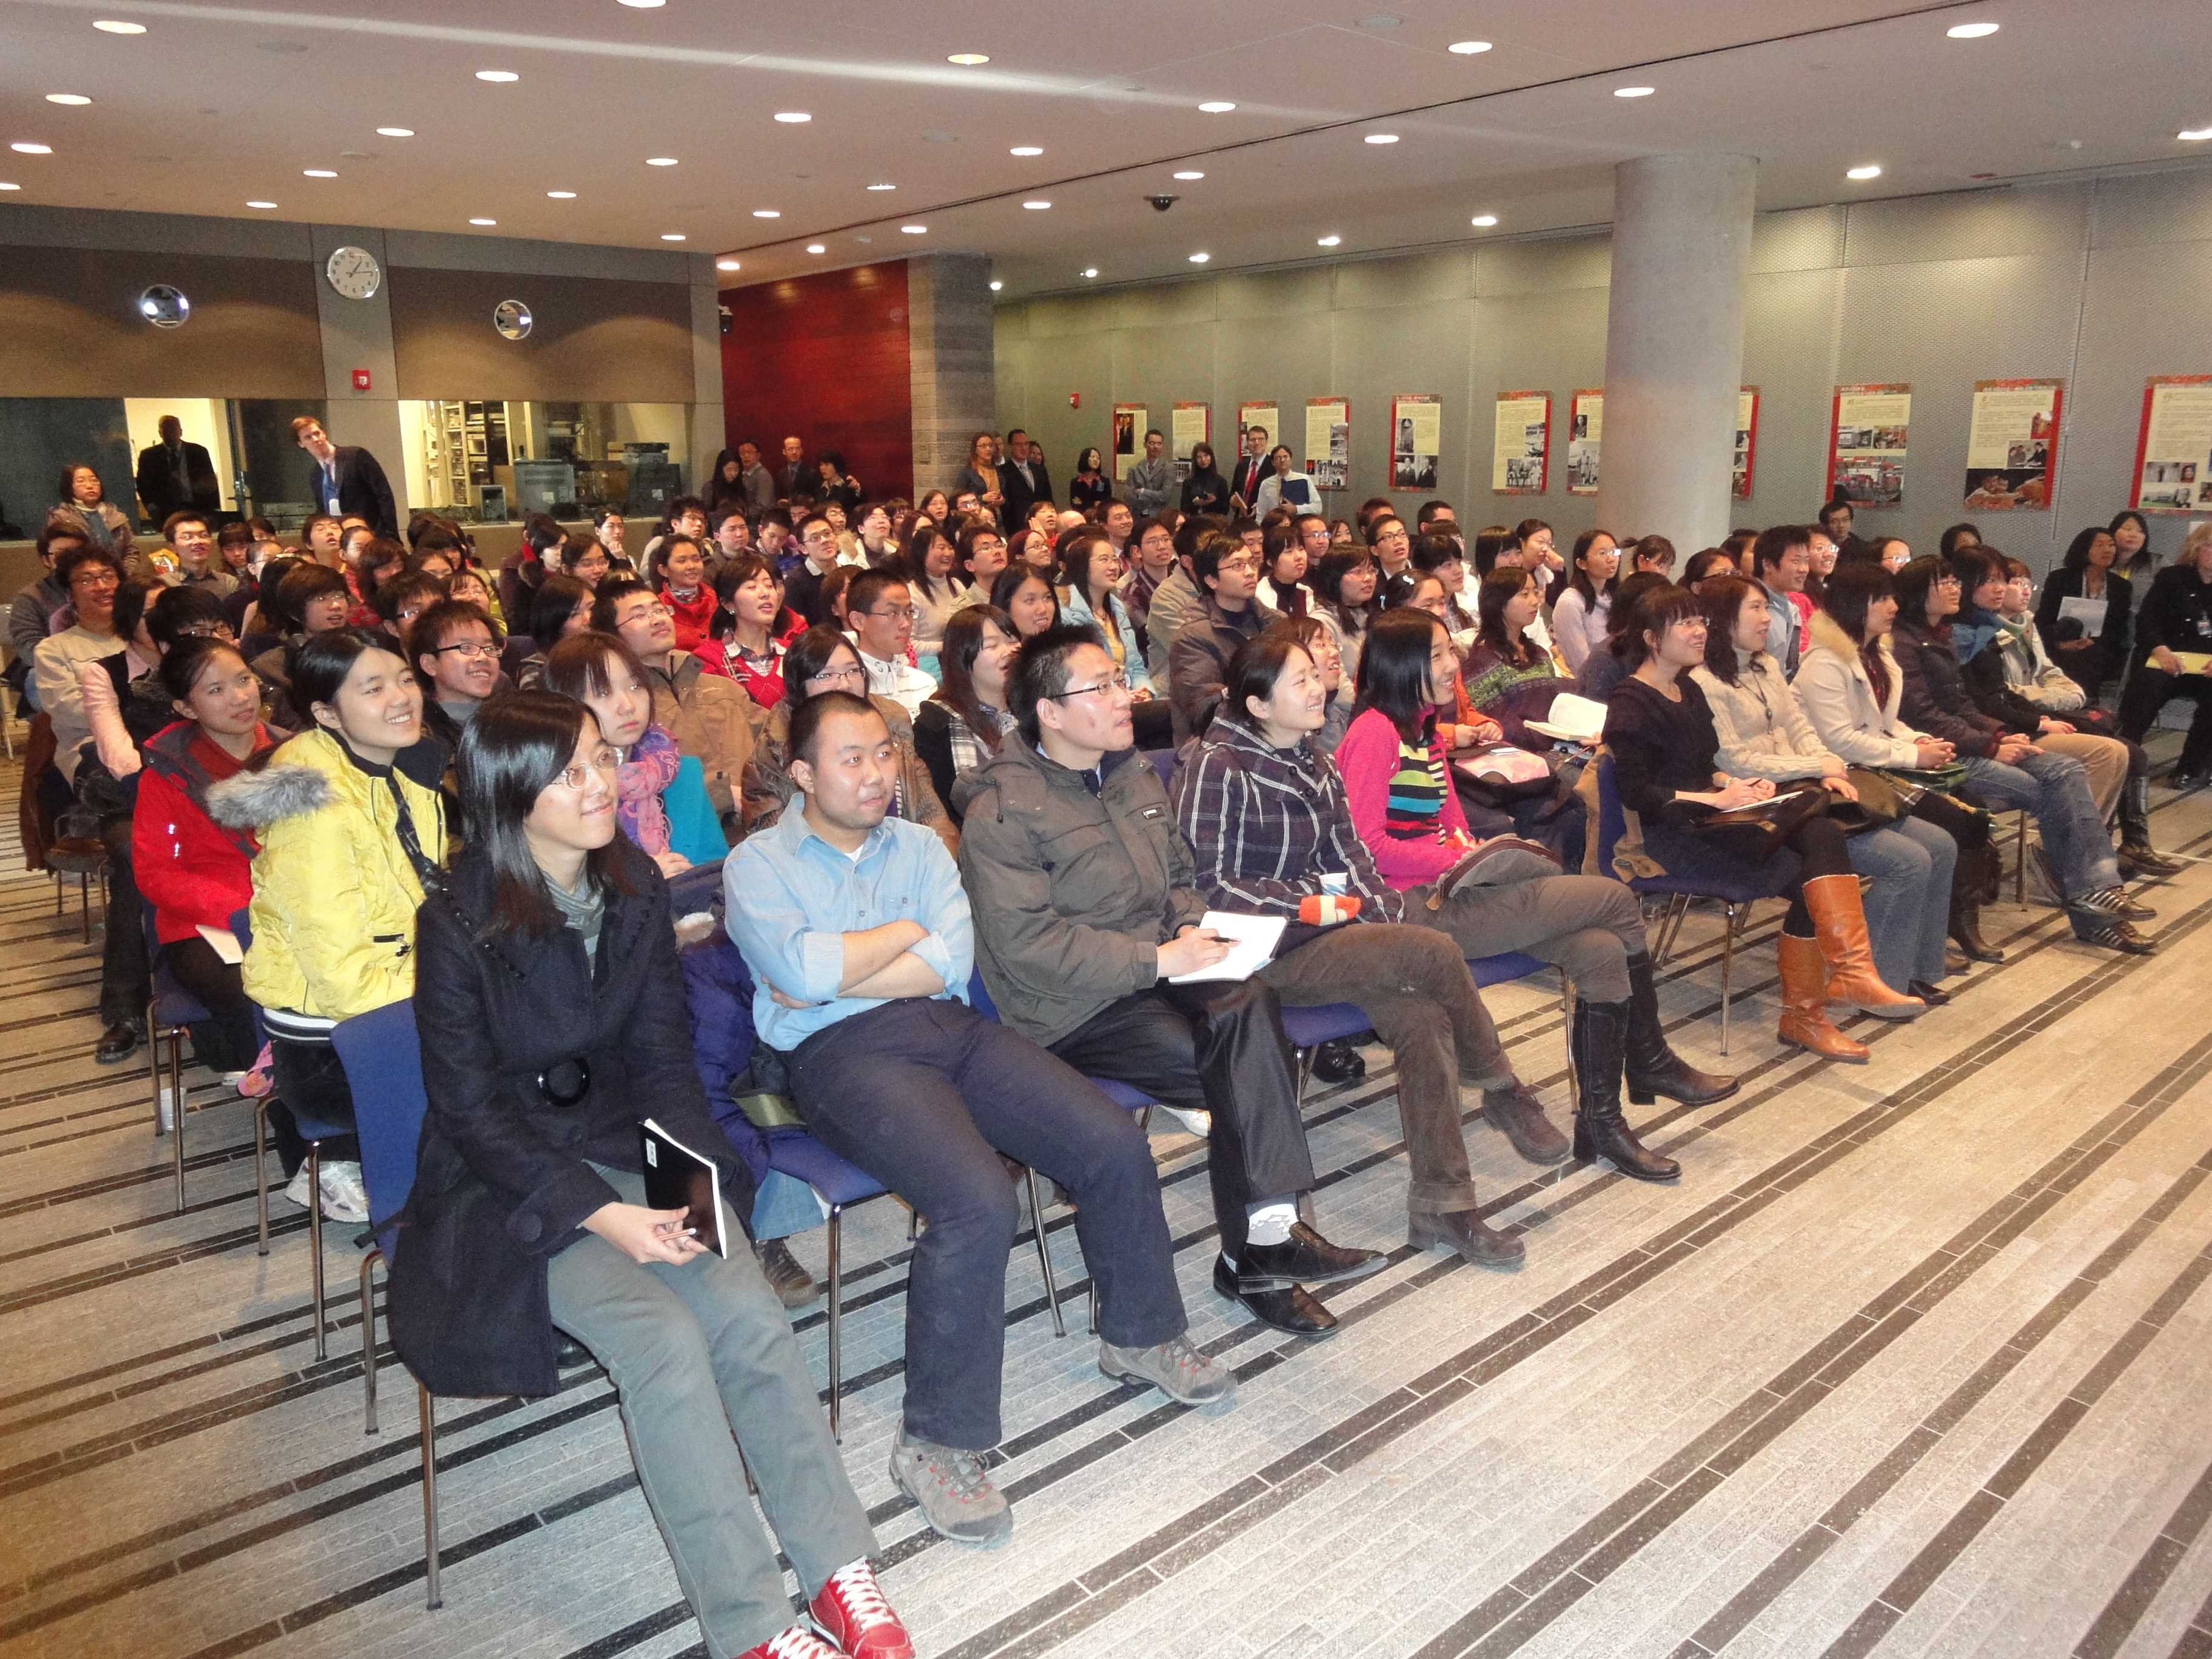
[737,1626,845,1659]
[809,1560,914,1659]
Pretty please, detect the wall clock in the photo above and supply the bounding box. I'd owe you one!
[326,245,382,300]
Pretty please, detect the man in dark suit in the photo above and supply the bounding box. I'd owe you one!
[135,415,221,525]
[776,434,811,501]
[1000,428,1050,526]
[292,414,398,537]
[1228,425,1270,512]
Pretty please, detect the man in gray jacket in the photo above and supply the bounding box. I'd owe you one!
[957,623,1382,1335]
[1124,429,1175,519]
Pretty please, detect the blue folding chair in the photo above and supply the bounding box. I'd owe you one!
[329,999,445,1609]
[762,1131,890,1441]
[665,857,726,917]
[144,906,210,1214]
[1593,754,1771,1053]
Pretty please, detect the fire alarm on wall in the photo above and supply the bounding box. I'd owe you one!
[1069,392,1081,409]
[351,369,372,391]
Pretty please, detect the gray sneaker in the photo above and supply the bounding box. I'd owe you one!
[890,1430,1013,1546]
[1098,1334,1238,1406]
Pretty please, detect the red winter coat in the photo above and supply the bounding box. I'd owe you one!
[662,583,719,654]
[132,720,281,945]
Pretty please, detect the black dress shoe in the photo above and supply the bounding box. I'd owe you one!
[1308,1037,1367,1084]
[555,1336,593,1368]
[1236,1222,1384,1289]
[95,1022,140,1065]
[1212,1256,1338,1335]
[1906,980,1951,1006]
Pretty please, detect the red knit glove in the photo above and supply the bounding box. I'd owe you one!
[1298,894,1362,926]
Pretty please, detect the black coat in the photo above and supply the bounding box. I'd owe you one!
[389,839,753,1398]
[135,440,221,520]
[2035,566,2132,687]
[321,445,399,537]
[2130,565,2212,666]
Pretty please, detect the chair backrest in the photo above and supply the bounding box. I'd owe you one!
[967,967,999,1021]
[329,999,430,1239]
[1149,747,1176,793]
[665,855,726,917]
[1593,752,1627,877]
[500,634,538,682]
[677,931,772,1185]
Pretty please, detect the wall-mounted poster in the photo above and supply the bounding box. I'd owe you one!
[1827,383,1911,509]
[1493,390,1550,494]
[1111,403,1147,482]
[1566,389,1602,495]
[1390,394,1441,491]
[1962,379,2062,511]
[1733,386,1760,500]
[1170,402,1210,478]
[2131,375,2212,514]
[1305,398,1350,490]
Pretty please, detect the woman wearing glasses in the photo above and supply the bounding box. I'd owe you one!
[738,625,956,854]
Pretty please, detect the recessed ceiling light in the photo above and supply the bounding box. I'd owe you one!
[1356,13,1401,27]
[773,112,811,123]
[1198,101,1237,113]
[901,224,928,234]
[1447,39,1492,54]
[1081,267,1099,278]
[989,280,1003,291]
[245,199,275,208]
[1188,252,1210,263]
[716,258,742,270]
[1010,146,1043,156]
[947,52,990,65]
[646,156,679,166]
[303,167,337,177]
[375,126,414,138]
[1022,199,1051,210]
[469,217,497,226]
[475,69,519,82]
[805,243,826,253]
[866,181,896,190]
[662,233,686,241]
[546,189,577,198]
[0,182,21,191]
[1846,164,1883,180]
[1470,213,1498,227]
[1317,235,1341,247]
[1614,85,1654,98]
[1173,170,1205,181]
[752,209,780,218]
[618,0,666,7]
[2180,127,2212,142]
[93,19,147,32]
[1946,21,1999,38]
[12,143,53,155]
[46,94,93,107]
[1364,133,1399,144]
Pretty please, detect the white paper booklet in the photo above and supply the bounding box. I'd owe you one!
[1524,691,1608,745]
[1167,911,1289,984]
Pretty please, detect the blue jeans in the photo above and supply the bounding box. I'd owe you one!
[1845,817,1956,991]
[1960,750,2119,900]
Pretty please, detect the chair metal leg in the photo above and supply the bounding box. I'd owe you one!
[1718,904,1738,1055]
[253,1098,270,1255]
[1558,974,1577,1096]
[307,1143,327,1362]
[170,1031,187,1215]
[361,1247,383,1435]
[79,872,92,944]
[2014,810,2028,904]
[1024,1168,1066,1338]
[826,1204,845,1443]
[419,1386,441,1610]
[1294,1045,1315,1107]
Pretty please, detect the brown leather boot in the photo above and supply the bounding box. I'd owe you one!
[1803,873,1925,1018]
[1777,931,1869,1062]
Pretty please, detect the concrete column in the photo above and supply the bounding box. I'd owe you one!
[1595,153,1757,552]
[686,253,728,491]
[307,223,409,526]
[907,253,997,496]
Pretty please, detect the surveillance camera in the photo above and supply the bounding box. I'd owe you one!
[1147,193,1178,212]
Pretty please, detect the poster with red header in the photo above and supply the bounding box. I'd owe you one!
[1304,398,1350,490]
[1566,390,1601,495]
[1826,383,1910,508]
[1170,402,1210,480]
[1110,403,1147,483]
[1493,390,1550,494]
[1390,394,1441,491]
[2131,375,2212,514]
[1732,386,1760,500]
[1962,379,2062,511]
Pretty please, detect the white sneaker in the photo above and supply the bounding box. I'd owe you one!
[317,1161,370,1224]
[281,1165,314,1210]
[1157,1104,1212,1138]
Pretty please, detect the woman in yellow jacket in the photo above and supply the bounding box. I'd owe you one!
[209,629,445,1222]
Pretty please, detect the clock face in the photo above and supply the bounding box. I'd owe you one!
[326,246,381,300]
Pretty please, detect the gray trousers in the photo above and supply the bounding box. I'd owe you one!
[1409,872,1644,1002]
[547,1167,876,1659]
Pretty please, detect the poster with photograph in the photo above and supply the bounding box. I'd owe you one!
[1305,398,1350,490]
[1111,404,1147,483]
[1826,383,1911,509]
[1390,394,1442,492]
[1170,402,1211,480]
[1732,386,1760,500]
[1493,390,1550,494]
[1566,389,1602,496]
[2131,375,2212,514]
[1962,378,2062,511]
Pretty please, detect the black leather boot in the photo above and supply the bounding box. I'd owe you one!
[1621,952,1738,1107]
[1572,1000,1681,1182]
[1309,1036,1366,1084]
[1950,843,2004,963]
[2116,777,2185,878]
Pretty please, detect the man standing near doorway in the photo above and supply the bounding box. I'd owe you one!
[292,415,398,537]
[135,415,221,526]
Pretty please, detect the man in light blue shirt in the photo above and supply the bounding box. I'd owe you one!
[723,692,1230,1549]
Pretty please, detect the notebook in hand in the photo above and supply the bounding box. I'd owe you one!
[640,1119,731,1259]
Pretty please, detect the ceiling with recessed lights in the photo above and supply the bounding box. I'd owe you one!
[0,0,2207,298]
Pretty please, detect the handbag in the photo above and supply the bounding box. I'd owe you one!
[1828,768,1907,834]
[1882,762,1969,793]
[1682,783,1829,862]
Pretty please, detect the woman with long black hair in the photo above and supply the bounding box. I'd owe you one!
[393,692,907,1659]
[2034,524,2134,702]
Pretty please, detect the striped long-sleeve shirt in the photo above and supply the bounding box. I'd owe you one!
[1170,711,1406,923]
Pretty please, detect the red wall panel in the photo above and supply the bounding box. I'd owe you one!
[720,261,914,504]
